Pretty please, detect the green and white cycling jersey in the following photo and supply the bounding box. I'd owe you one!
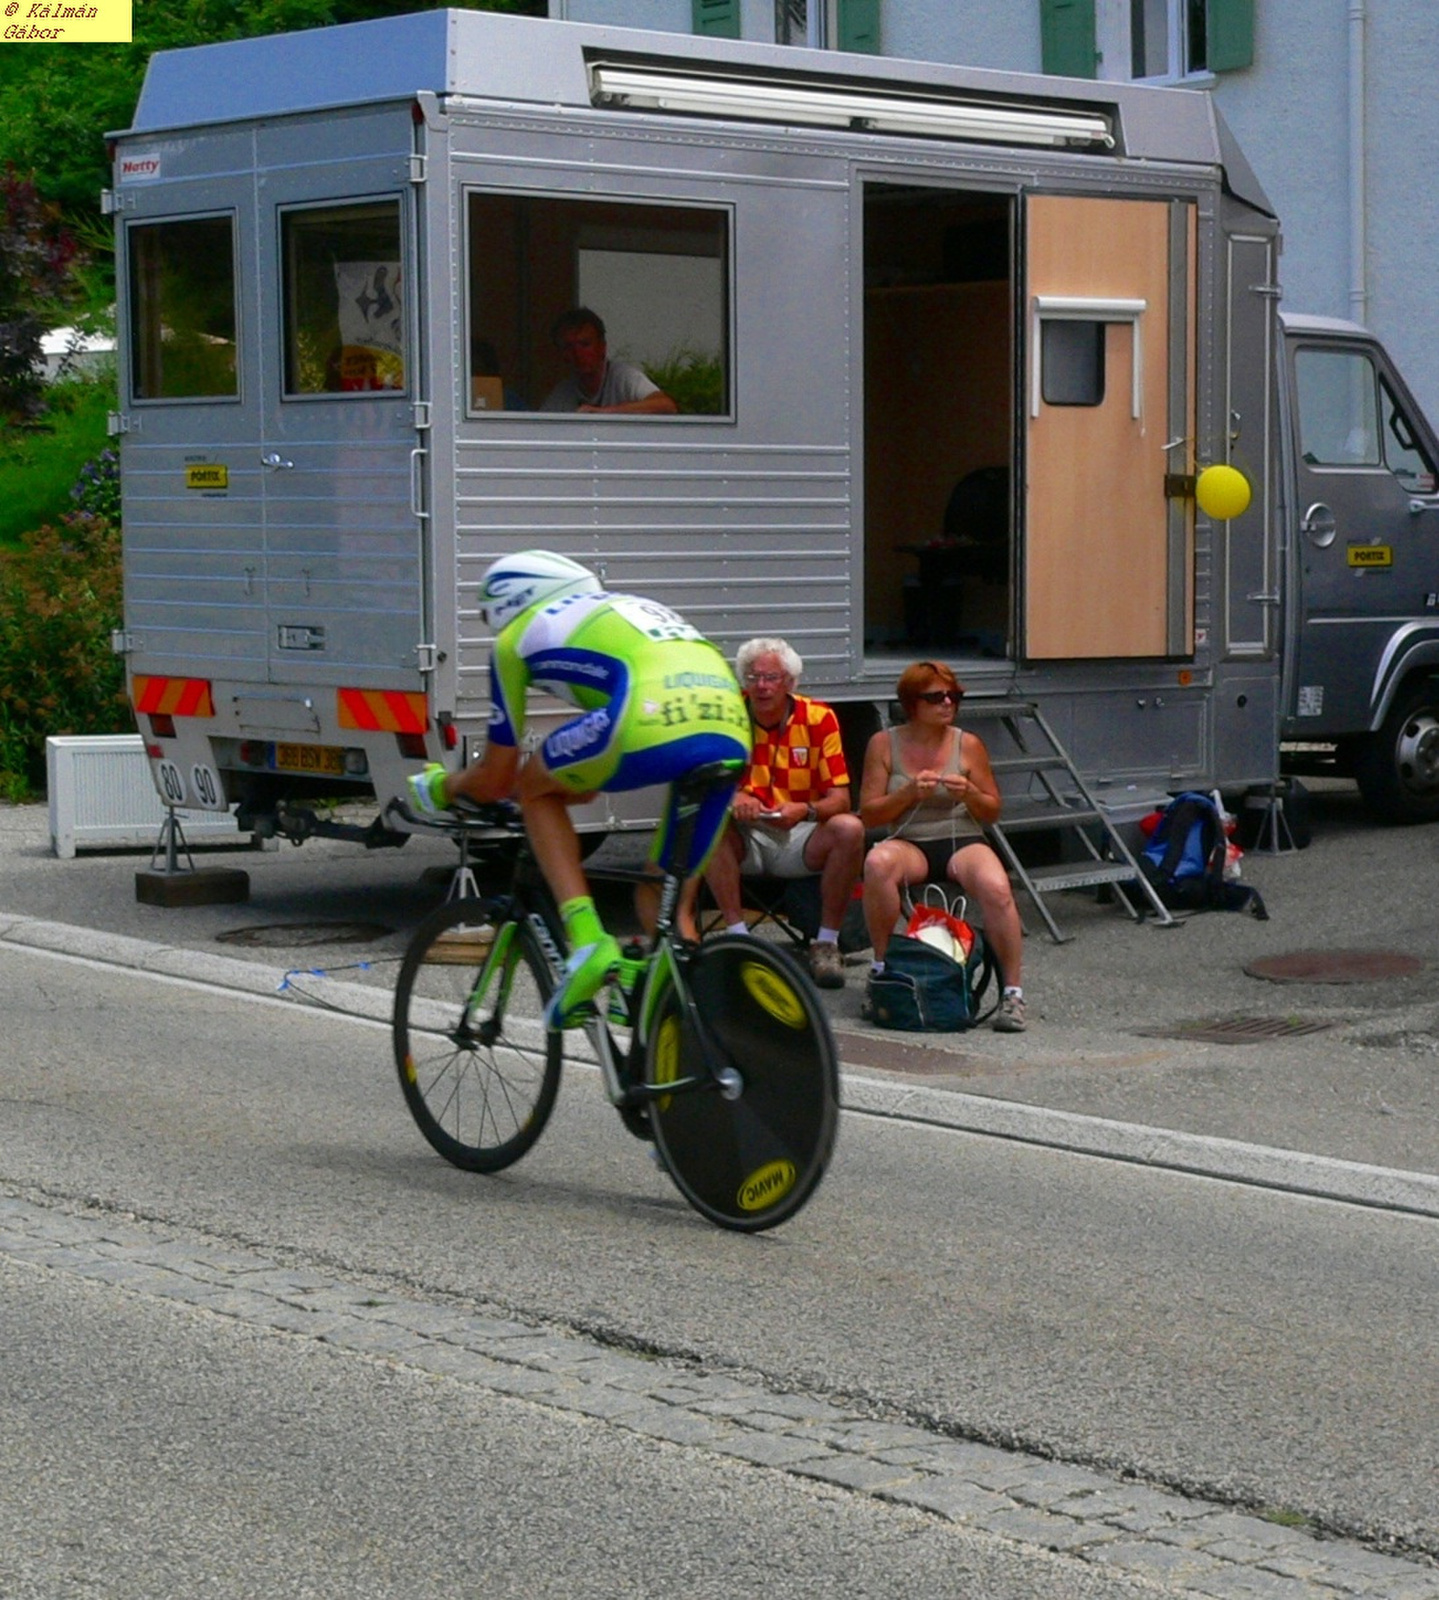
[488,589,749,798]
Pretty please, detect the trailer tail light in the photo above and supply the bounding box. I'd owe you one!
[396,732,427,760]
[441,720,458,751]
[148,713,176,739]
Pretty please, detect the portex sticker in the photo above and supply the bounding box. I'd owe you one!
[3,0,131,43]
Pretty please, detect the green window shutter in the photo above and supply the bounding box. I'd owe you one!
[837,0,881,54]
[1207,0,1254,72]
[692,0,740,38]
[1040,0,1097,78]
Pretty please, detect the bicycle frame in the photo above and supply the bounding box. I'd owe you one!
[466,799,740,1114]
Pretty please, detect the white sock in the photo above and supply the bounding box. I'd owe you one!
[817,928,839,944]
[1004,986,1023,999]
[726,920,750,936]
[871,959,885,975]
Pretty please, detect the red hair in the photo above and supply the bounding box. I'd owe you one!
[896,659,964,718]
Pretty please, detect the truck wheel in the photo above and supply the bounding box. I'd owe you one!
[1355,681,1439,823]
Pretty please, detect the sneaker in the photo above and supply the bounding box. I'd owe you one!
[993,992,1027,1033]
[807,939,845,990]
[605,952,647,1026]
[407,763,451,816]
[544,934,622,1030]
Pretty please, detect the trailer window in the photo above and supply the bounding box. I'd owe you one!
[466,192,729,417]
[127,216,238,401]
[282,200,405,396]
[1041,320,1105,406]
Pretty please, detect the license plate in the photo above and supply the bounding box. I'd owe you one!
[273,742,346,775]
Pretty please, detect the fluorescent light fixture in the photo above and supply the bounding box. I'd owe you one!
[590,65,1114,151]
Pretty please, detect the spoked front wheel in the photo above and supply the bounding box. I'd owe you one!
[393,899,561,1173]
[644,936,839,1231]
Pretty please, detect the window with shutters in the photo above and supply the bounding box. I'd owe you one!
[1044,0,1252,82]
[692,0,740,39]
[768,0,880,52]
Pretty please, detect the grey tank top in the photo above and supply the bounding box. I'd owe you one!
[884,726,983,843]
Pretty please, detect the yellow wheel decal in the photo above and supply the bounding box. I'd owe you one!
[740,961,807,1029]
[652,1013,681,1112]
[738,1159,797,1212]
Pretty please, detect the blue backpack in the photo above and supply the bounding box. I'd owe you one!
[1140,792,1269,918]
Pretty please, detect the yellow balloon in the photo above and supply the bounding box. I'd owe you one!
[1195,464,1252,521]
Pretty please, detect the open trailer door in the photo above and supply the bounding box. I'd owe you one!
[1023,194,1194,660]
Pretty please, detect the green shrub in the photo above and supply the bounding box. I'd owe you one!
[0,510,129,800]
[70,445,121,523]
[0,377,114,547]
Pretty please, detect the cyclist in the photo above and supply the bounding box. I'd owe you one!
[409,550,750,1028]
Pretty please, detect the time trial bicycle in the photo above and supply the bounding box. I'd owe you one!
[391,762,840,1231]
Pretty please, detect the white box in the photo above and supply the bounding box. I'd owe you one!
[46,734,242,858]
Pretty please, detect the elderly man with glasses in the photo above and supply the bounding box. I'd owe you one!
[701,637,865,989]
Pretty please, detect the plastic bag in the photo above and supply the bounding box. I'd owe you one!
[903,885,975,964]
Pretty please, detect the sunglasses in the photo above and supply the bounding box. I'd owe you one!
[745,671,787,685]
[917,689,961,705]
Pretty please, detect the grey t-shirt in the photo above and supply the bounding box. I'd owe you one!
[540,358,660,412]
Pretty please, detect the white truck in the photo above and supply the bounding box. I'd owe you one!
[107,7,1439,854]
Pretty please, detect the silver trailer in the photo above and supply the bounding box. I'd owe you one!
[106,8,1439,847]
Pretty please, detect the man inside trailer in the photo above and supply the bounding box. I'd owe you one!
[540,307,678,416]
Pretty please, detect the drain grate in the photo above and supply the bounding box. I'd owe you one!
[1137,1016,1336,1044]
[216,921,392,948]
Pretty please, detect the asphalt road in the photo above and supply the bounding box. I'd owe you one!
[3,784,1438,1593]
[1,944,1436,1589]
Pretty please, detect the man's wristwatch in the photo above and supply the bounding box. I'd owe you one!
[805,803,818,823]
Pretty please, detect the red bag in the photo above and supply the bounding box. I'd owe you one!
[903,886,975,964]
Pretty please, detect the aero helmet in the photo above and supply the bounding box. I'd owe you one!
[477,549,601,629]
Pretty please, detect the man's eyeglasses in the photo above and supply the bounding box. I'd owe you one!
[745,671,787,685]
[917,689,961,705]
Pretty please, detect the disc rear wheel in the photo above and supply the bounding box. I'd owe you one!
[644,937,839,1231]
[393,898,561,1172]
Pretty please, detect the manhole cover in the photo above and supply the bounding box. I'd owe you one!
[1245,949,1424,984]
[1138,1017,1336,1043]
[215,921,392,948]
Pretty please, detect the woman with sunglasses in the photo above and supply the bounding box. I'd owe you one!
[858,661,1026,1031]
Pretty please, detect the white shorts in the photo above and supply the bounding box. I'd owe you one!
[739,819,818,878]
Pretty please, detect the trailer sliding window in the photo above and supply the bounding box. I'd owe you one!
[127,215,238,401]
[282,200,405,396]
[465,191,730,417]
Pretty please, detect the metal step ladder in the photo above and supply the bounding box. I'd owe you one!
[962,698,1176,942]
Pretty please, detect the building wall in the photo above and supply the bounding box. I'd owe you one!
[548,2,1439,422]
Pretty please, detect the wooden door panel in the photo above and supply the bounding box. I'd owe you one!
[1025,194,1182,659]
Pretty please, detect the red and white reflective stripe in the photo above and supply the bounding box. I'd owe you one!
[130,675,214,717]
[336,688,429,735]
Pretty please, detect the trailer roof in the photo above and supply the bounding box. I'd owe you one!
[124,7,1272,216]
